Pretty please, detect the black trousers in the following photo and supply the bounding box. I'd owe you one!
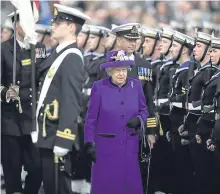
[169,108,194,194]
[39,148,72,194]
[1,134,42,194]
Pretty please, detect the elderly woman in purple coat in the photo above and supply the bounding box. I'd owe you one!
[84,50,149,194]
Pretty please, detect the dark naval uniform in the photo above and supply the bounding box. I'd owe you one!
[36,41,84,194]
[184,62,218,194]
[1,38,46,194]
[194,70,220,194]
[169,61,195,194]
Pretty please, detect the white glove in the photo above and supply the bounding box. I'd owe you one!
[31,131,38,143]
[166,131,171,142]
[181,139,190,145]
[53,146,69,157]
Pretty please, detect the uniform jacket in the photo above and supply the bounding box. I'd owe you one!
[189,63,218,102]
[158,59,179,98]
[1,38,46,136]
[36,42,84,150]
[84,77,148,194]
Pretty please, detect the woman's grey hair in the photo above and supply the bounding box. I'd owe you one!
[105,67,112,76]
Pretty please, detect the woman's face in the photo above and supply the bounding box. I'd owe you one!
[210,48,220,65]
[110,66,128,85]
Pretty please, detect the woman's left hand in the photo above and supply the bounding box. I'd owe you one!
[126,117,141,129]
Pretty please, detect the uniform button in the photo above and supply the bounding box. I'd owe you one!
[121,128,125,132]
[39,82,42,86]
[38,91,40,94]
[16,104,18,108]
[40,113,43,116]
[29,95,32,97]
[118,89,121,92]
[121,101,124,105]
[29,88,32,91]
[17,81,20,84]
[120,115,124,119]
[42,104,44,107]
[30,103,32,106]
[120,141,124,145]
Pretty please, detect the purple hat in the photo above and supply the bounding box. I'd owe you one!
[100,50,135,71]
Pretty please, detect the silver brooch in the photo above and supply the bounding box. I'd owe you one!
[131,81,134,88]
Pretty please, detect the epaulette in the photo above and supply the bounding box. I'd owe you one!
[92,53,105,61]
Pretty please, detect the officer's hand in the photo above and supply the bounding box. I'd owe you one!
[147,135,156,149]
[166,131,171,142]
[206,139,215,152]
[195,134,202,144]
[178,125,188,137]
[6,88,17,100]
[126,117,141,129]
[53,146,69,157]
[85,142,96,163]
[181,139,190,146]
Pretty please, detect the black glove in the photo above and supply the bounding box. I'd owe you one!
[126,117,141,129]
[84,142,96,163]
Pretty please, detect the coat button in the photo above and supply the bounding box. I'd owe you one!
[120,115,124,119]
[30,103,32,106]
[40,113,43,116]
[16,104,18,108]
[29,88,32,91]
[17,81,20,84]
[120,141,124,145]
[39,82,42,86]
[29,95,32,97]
[121,128,125,132]
[42,104,44,107]
[118,89,121,92]
[121,101,124,105]
[38,91,40,94]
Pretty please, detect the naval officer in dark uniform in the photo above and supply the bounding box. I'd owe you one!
[1,11,46,194]
[169,31,195,194]
[194,35,220,194]
[33,4,90,194]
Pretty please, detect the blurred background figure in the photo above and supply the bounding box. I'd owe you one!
[1,18,14,42]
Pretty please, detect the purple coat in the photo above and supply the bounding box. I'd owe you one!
[84,77,149,194]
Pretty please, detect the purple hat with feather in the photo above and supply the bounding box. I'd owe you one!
[100,50,135,71]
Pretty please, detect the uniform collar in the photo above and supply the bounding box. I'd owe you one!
[56,40,76,53]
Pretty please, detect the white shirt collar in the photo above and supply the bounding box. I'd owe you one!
[17,39,25,48]
[56,40,76,53]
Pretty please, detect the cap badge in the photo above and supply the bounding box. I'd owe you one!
[54,8,58,16]
[131,26,138,34]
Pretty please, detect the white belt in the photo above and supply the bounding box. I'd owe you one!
[82,88,91,96]
[171,102,183,108]
[188,103,201,110]
[154,98,169,106]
